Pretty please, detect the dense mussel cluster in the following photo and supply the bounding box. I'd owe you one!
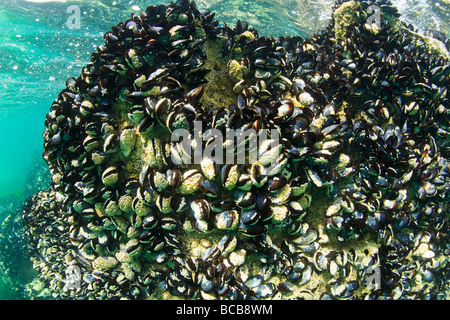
[24,0,449,299]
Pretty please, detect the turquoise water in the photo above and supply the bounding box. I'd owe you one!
[0,2,103,205]
[0,0,448,299]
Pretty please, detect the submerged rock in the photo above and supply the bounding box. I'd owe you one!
[24,0,449,300]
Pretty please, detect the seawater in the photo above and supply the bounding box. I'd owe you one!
[0,0,448,299]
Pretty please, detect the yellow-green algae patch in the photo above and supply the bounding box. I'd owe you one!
[333,1,362,40]
[202,38,242,111]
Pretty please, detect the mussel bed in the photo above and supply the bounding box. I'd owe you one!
[23,0,450,299]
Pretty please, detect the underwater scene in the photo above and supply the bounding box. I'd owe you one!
[0,0,449,300]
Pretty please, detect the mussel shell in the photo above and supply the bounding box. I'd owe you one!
[238,220,266,236]
[240,209,261,225]
[191,199,211,221]
[215,210,239,230]
[256,193,271,213]
[199,180,220,197]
